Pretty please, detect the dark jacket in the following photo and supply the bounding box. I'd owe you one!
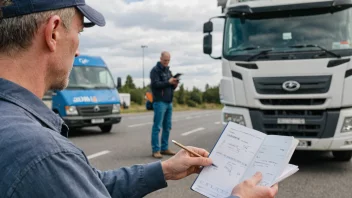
[150,62,176,103]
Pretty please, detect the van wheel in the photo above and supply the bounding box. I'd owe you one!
[332,151,352,161]
[99,125,113,133]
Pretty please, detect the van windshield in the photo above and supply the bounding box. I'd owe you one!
[67,66,115,89]
[224,6,352,60]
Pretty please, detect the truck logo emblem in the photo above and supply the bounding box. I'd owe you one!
[79,58,89,64]
[94,105,100,112]
[282,81,300,92]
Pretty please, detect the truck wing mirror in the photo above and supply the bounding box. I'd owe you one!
[203,21,213,33]
[203,35,213,55]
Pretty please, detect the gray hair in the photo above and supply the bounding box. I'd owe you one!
[0,4,76,55]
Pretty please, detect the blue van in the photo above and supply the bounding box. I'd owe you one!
[43,55,122,133]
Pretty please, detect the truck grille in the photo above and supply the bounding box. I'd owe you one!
[250,109,339,138]
[77,105,113,116]
[260,99,326,106]
[253,75,332,94]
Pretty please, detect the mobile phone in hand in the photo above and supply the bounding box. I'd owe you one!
[173,73,182,79]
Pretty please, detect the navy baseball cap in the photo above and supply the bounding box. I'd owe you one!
[0,0,105,27]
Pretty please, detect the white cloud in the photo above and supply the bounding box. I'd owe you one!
[81,0,225,91]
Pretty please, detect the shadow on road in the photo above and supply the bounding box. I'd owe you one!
[290,151,351,173]
[68,127,114,138]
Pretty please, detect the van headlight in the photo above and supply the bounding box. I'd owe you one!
[224,113,246,126]
[65,106,78,116]
[341,117,352,133]
[112,104,120,113]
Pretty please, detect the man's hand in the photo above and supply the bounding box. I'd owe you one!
[161,146,212,180]
[173,81,179,88]
[232,172,279,198]
[168,77,178,85]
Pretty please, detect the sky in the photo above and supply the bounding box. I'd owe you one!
[81,0,225,91]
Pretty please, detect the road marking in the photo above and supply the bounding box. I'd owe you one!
[87,150,111,160]
[215,122,221,125]
[181,127,205,136]
[128,122,153,127]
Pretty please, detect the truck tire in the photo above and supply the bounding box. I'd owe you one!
[99,125,113,133]
[332,151,352,162]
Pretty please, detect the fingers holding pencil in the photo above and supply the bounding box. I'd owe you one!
[172,140,217,168]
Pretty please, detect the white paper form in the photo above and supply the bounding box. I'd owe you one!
[274,164,299,184]
[240,135,294,187]
[191,123,266,198]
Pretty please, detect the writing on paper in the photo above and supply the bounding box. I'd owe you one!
[191,123,266,198]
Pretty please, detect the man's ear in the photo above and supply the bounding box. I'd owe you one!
[44,15,62,52]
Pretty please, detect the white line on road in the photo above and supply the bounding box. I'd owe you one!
[87,150,111,160]
[181,127,205,136]
[215,122,221,125]
[128,122,153,127]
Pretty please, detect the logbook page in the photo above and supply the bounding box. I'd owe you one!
[239,135,294,187]
[191,122,267,198]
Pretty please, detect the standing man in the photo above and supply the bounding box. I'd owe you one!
[150,51,178,158]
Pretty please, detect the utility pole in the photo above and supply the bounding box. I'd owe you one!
[141,45,148,88]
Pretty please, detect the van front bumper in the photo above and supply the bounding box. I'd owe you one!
[63,114,122,128]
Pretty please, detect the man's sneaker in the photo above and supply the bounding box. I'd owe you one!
[152,151,163,158]
[161,149,176,155]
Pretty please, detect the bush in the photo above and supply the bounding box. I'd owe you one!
[203,87,220,104]
[190,91,202,104]
[187,100,197,107]
[130,89,144,105]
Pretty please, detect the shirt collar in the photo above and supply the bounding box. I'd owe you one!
[0,78,68,137]
[157,62,169,71]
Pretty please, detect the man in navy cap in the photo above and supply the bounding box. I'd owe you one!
[0,1,278,198]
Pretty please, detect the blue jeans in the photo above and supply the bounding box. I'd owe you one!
[151,101,173,153]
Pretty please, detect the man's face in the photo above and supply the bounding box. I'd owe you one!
[49,10,83,90]
[160,54,170,67]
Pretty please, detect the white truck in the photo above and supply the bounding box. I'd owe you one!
[203,0,352,161]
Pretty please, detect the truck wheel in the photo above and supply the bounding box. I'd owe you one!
[99,125,113,133]
[332,151,352,161]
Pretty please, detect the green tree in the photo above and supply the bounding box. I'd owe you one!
[176,84,186,104]
[190,87,203,104]
[124,75,136,89]
[203,85,220,104]
[205,83,210,91]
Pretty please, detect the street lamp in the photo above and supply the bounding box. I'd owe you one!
[141,45,148,88]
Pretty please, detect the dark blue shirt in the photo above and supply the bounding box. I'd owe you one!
[150,62,176,103]
[0,78,167,198]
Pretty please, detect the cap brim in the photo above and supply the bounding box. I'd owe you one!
[77,4,106,28]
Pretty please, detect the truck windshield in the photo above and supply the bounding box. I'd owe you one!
[224,7,352,60]
[67,66,115,89]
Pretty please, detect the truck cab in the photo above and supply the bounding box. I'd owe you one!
[203,0,352,161]
[44,55,122,133]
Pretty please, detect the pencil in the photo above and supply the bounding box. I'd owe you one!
[172,140,218,168]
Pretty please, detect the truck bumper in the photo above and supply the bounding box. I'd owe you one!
[222,106,352,151]
[62,114,122,128]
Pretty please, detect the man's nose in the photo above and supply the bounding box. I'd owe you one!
[75,49,80,57]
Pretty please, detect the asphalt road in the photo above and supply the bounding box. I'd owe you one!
[69,110,352,198]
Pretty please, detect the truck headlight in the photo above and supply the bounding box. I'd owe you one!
[224,113,246,126]
[112,104,120,113]
[65,106,78,116]
[341,117,352,133]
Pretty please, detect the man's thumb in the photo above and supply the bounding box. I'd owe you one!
[250,172,263,185]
